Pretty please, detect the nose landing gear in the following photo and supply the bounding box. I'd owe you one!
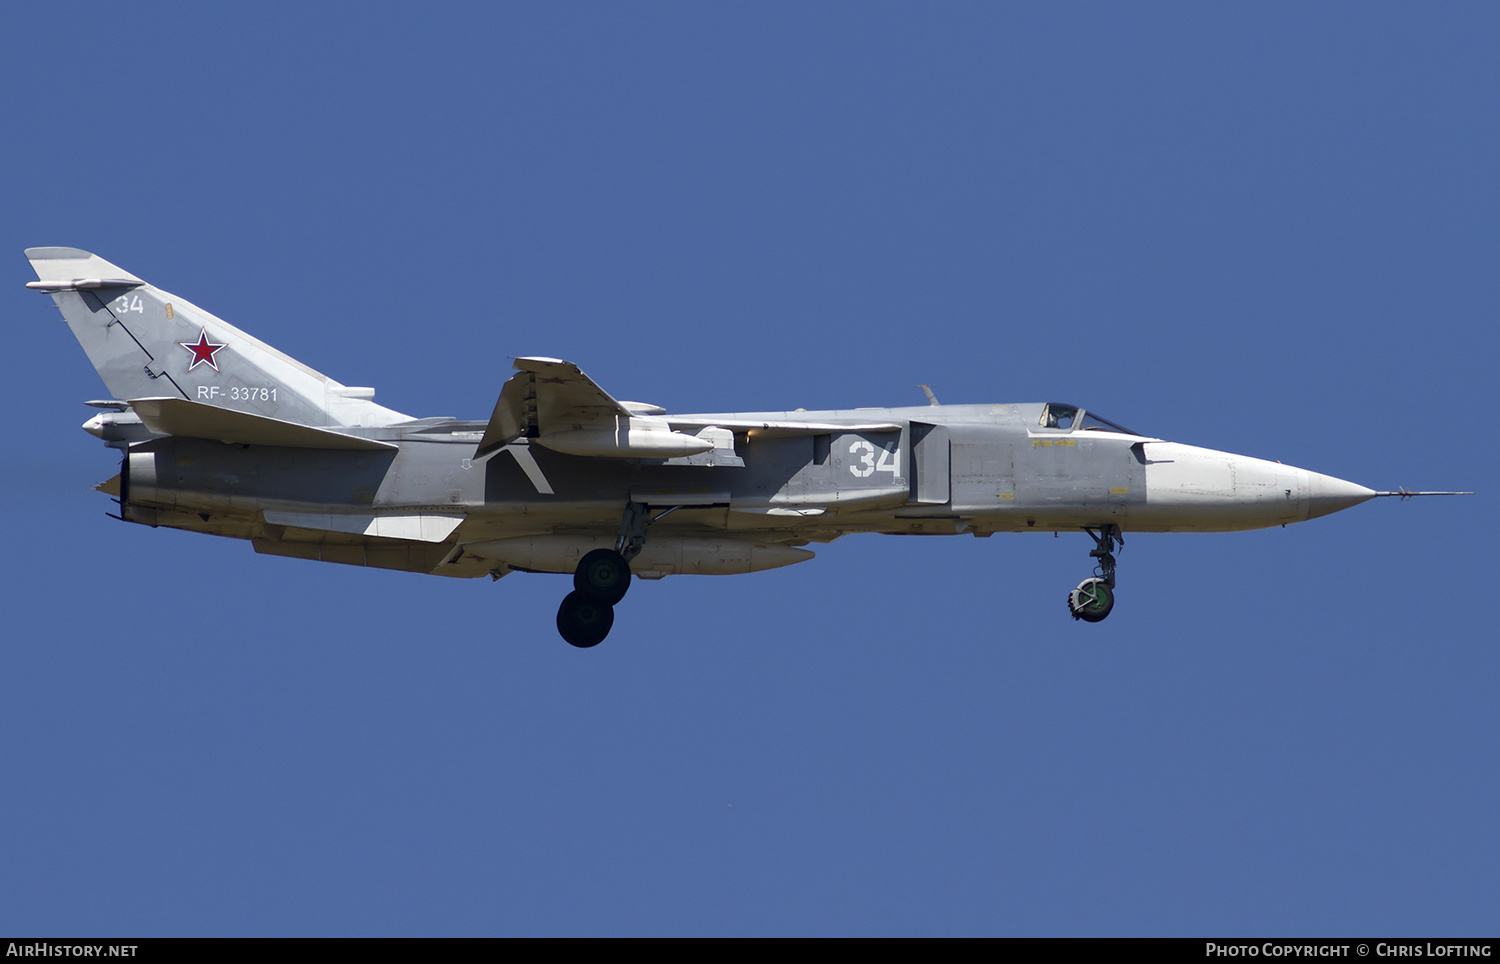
[1068,524,1122,623]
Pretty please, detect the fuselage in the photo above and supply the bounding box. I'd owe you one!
[99,399,1377,579]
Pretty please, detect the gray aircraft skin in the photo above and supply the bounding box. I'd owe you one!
[29,247,1461,646]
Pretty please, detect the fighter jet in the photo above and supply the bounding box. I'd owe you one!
[28,247,1464,647]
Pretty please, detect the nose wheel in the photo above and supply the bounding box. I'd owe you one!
[1068,525,1122,623]
[1068,578,1114,622]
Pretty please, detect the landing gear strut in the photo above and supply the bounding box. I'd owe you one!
[1068,524,1122,623]
[556,502,677,648]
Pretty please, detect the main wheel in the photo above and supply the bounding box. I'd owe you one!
[557,591,615,648]
[574,548,632,605]
[1068,578,1114,622]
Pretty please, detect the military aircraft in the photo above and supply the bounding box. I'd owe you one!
[28,247,1465,647]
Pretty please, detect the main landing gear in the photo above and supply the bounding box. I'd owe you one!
[556,546,628,647]
[1068,524,1122,623]
[556,502,677,648]
[556,587,616,648]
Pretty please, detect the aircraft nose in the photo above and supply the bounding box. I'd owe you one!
[1301,469,1377,520]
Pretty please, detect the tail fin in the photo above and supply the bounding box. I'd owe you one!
[26,247,409,427]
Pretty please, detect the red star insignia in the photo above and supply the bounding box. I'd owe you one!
[180,328,227,372]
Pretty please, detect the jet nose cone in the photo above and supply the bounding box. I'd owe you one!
[1303,470,1377,520]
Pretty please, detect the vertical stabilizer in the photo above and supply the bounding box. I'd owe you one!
[26,247,409,428]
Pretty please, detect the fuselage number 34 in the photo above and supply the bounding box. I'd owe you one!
[849,439,900,478]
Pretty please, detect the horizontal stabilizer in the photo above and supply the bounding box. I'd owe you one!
[129,397,396,450]
[264,511,464,543]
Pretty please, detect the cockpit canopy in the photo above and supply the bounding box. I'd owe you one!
[1038,403,1138,436]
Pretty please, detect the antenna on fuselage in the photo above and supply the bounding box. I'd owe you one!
[918,385,940,406]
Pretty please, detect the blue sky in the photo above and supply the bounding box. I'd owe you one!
[0,2,1493,936]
